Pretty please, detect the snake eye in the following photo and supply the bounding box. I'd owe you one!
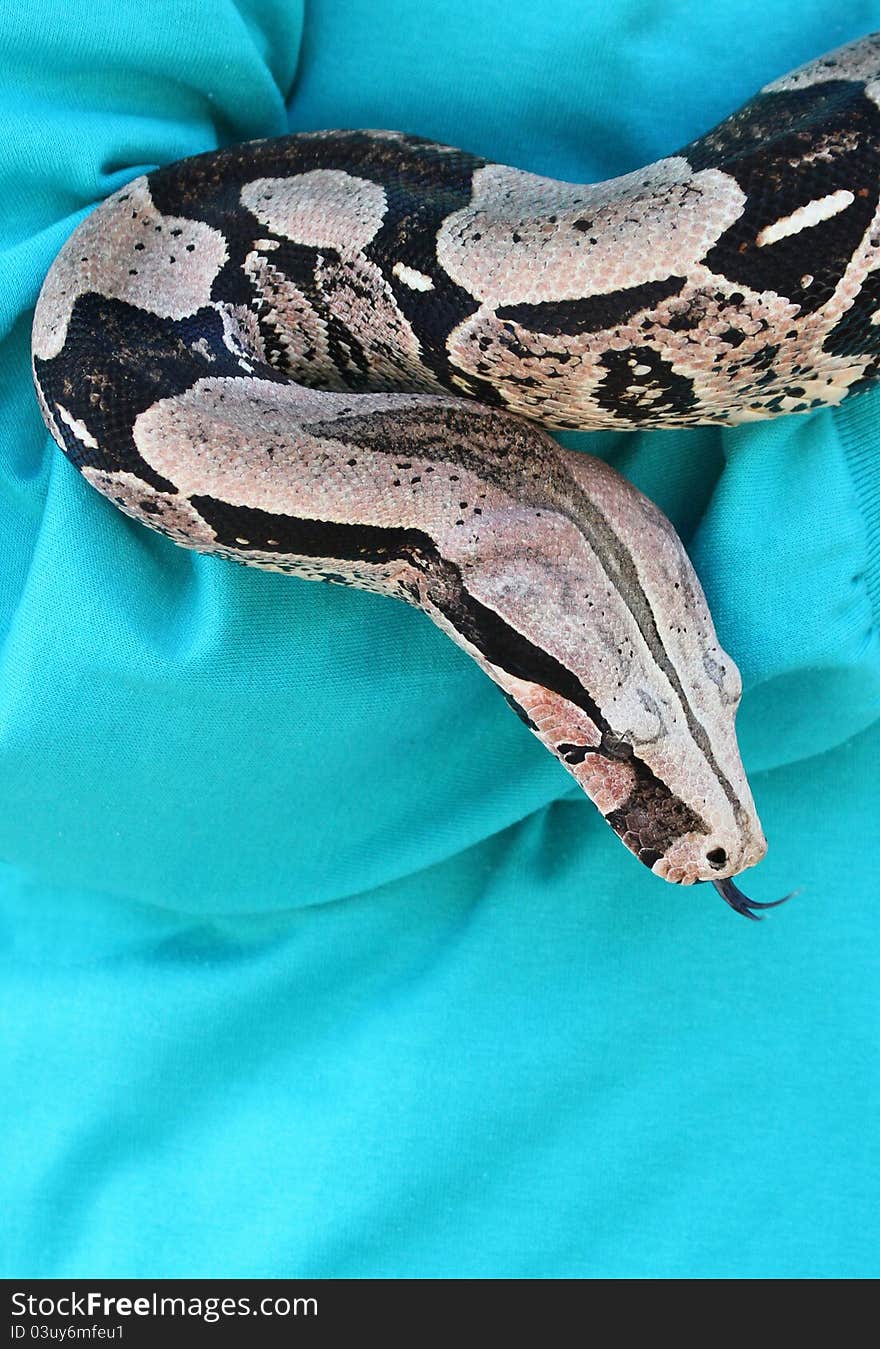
[706,847,727,869]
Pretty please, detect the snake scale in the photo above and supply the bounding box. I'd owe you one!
[31,32,880,917]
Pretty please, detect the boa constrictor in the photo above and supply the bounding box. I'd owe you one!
[32,32,880,918]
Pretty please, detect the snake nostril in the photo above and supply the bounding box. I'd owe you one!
[706,847,727,869]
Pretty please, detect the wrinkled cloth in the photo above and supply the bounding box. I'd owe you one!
[1,0,878,1278]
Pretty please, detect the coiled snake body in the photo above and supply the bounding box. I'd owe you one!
[32,33,880,916]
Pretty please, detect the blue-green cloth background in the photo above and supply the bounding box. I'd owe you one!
[2,0,879,1278]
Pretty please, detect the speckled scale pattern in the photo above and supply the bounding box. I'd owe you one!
[32,33,880,907]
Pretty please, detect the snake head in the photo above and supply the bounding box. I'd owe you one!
[418,421,769,892]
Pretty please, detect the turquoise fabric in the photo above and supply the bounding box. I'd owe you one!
[2,0,879,1278]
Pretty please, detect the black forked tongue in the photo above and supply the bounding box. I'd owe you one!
[712,877,796,921]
